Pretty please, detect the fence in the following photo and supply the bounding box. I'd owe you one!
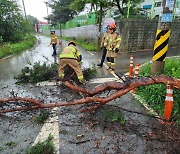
[55,12,98,30]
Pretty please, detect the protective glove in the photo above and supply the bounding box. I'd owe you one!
[115,48,119,53]
[77,55,82,62]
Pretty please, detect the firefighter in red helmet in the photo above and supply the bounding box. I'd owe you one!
[105,23,121,71]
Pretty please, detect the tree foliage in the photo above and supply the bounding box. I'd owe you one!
[112,0,144,16]
[49,0,77,25]
[0,0,32,43]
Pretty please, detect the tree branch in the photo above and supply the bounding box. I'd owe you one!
[0,75,179,113]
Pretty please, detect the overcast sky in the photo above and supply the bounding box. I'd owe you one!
[18,0,52,21]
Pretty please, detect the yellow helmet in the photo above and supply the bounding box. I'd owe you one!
[68,41,76,46]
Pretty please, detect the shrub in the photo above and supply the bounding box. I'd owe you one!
[15,62,97,84]
[15,62,59,84]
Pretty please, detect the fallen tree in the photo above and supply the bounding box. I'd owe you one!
[0,75,179,113]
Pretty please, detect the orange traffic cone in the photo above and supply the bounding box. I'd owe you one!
[132,64,140,93]
[129,55,133,78]
[162,84,174,125]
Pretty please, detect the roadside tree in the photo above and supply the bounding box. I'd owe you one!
[0,0,32,43]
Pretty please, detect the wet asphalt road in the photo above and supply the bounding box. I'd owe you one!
[0,35,179,153]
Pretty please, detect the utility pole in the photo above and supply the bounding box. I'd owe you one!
[151,0,176,75]
[45,1,51,32]
[21,0,27,19]
[97,3,103,52]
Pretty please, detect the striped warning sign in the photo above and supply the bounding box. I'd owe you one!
[153,30,170,61]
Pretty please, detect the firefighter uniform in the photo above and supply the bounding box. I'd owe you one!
[50,31,58,55]
[105,24,121,70]
[58,42,84,83]
[97,30,110,67]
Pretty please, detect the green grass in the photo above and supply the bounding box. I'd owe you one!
[34,110,50,124]
[0,35,37,59]
[137,57,180,125]
[103,108,126,125]
[61,36,97,51]
[26,135,55,154]
[40,33,97,51]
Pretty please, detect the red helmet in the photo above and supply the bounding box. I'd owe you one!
[110,23,116,30]
[68,41,76,46]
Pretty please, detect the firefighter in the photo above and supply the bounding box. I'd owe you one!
[97,25,111,67]
[58,41,85,83]
[48,30,58,56]
[105,23,121,71]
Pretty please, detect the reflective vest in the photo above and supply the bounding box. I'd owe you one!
[105,32,121,51]
[59,45,80,59]
[51,34,58,44]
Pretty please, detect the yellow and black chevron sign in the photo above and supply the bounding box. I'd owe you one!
[153,29,170,61]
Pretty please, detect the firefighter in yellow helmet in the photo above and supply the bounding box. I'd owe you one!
[48,30,58,56]
[105,23,121,71]
[58,41,85,83]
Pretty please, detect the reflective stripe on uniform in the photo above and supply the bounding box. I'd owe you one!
[78,75,84,80]
[59,73,64,78]
[111,63,115,66]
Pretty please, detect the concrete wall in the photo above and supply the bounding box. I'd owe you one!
[53,25,99,42]
[117,19,180,52]
[44,19,180,52]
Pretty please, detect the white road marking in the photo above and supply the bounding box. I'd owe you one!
[33,107,60,154]
[36,81,61,86]
[87,51,94,56]
[89,77,121,84]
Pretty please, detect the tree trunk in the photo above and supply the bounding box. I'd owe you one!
[97,3,103,52]
[115,0,124,16]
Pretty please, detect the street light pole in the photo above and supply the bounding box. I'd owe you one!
[21,0,27,19]
[45,1,51,32]
[45,1,49,20]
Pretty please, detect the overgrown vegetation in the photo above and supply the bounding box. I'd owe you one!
[137,57,180,125]
[34,110,50,124]
[103,108,126,125]
[15,62,97,84]
[0,35,37,59]
[26,135,55,154]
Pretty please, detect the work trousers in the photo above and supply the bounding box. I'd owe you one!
[106,51,117,69]
[52,43,57,55]
[58,59,84,81]
[100,47,107,65]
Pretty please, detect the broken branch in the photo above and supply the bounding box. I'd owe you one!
[0,75,179,113]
